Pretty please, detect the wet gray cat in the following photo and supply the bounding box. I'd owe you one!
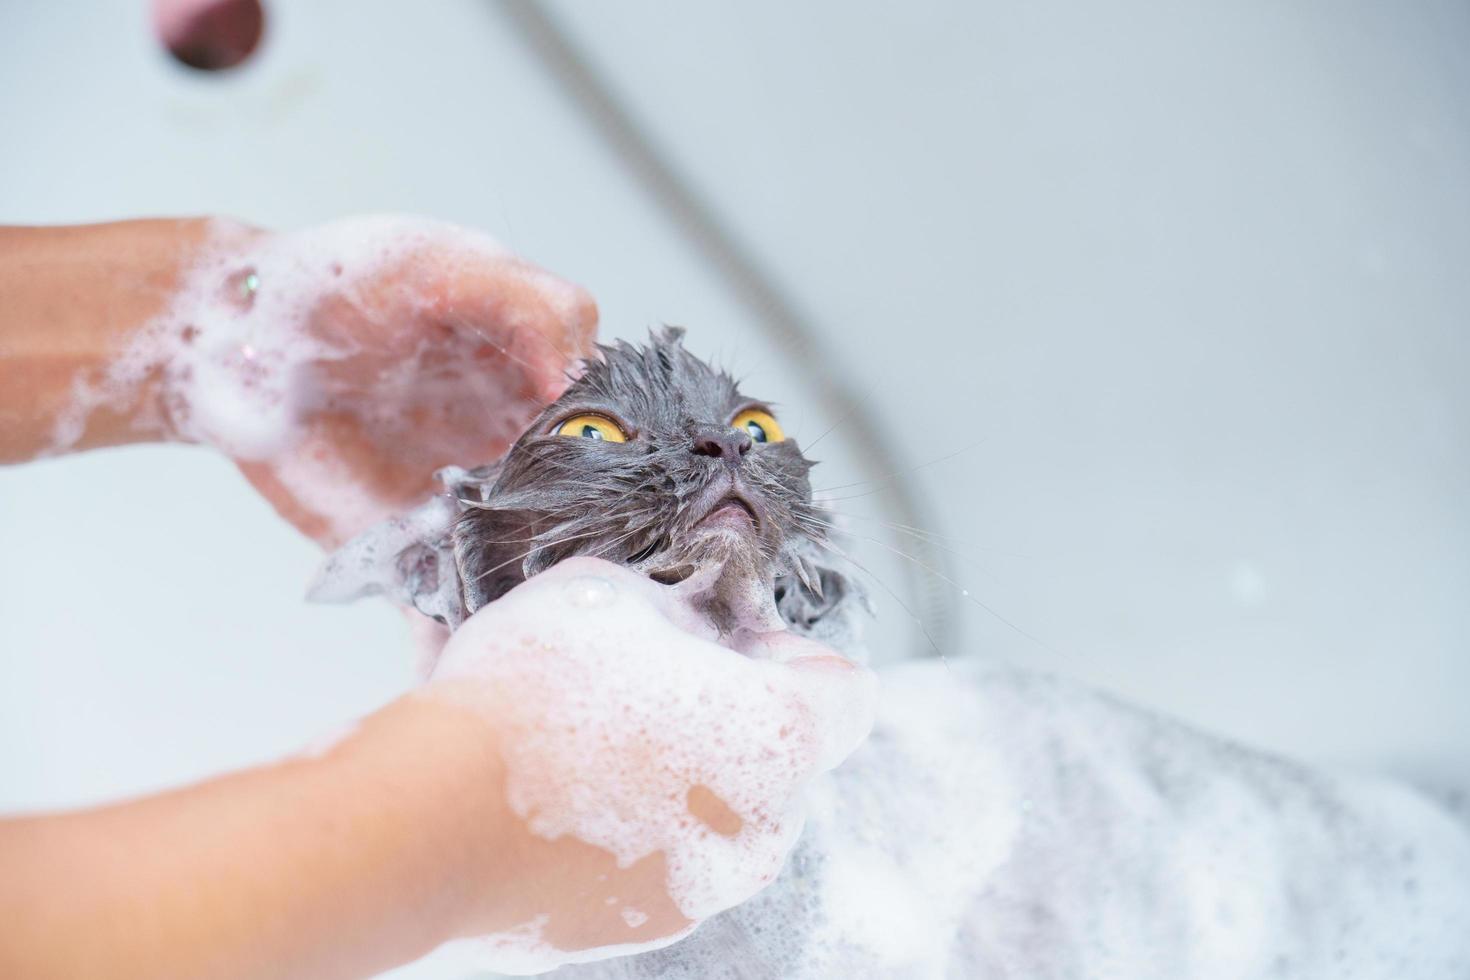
[314,327,863,647]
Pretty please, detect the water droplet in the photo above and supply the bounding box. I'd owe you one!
[564,575,617,608]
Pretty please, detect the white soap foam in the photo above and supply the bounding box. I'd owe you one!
[308,492,461,605]
[545,659,1470,979]
[425,557,877,975]
[264,442,399,548]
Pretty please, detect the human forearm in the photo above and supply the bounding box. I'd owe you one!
[0,694,505,980]
[0,219,236,461]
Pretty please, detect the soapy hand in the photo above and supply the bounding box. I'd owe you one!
[3,216,593,546]
[422,557,877,974]
[162,217,598,546]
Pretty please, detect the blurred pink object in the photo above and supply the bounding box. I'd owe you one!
[151,0,265,71]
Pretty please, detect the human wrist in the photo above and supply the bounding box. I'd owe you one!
[404,673,700,960]
[326,688,515,947]
[117,216,269,450]
[0,217,270,458]
[0,220,177,457]
[113,217,268,448]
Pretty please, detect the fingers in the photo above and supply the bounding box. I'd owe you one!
[280,249,595,541]
[784,652,879,773]
[437,255,599,405]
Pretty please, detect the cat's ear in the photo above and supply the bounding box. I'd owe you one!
[452,507,536,614]
[651,324,687,348]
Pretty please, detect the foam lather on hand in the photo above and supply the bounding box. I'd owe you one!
[56,216,511,459]
[425,557,877,975]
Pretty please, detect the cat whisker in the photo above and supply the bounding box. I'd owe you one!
[794,513,1067,661]
[444,311,580,380]
[800,404,859,454]
[797,510,1002,592]
[812,438,989,496]
[449,501,603,545]
[465,520,648,586]
[802,535,951,667]
[801,510,1015,577]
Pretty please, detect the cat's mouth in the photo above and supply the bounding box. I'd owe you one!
[695,492,760,533]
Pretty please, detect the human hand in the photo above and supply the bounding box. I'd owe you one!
[156,217,597,545]
[421,557,876,973]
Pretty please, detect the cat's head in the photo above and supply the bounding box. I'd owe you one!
[314,327,862,648]
[454,328,851,634]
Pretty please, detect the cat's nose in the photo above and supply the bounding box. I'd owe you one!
[692,426,752,465]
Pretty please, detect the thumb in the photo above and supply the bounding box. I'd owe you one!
[783,651,879,772]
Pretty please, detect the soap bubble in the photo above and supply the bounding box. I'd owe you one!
[564,575,618,609]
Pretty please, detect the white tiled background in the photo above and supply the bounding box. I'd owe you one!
[1,5,1467,973]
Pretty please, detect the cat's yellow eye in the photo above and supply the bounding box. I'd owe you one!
[732,407,785,444]
[556,414,627,443]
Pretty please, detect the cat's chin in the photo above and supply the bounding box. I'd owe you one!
[644,524,761,579]
[637,529,785,642]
